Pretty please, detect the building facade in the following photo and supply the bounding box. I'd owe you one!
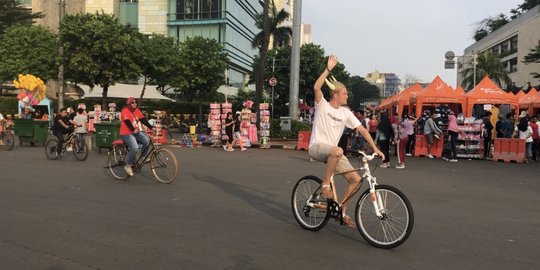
[457,5,540,90]
[365,71,401,97]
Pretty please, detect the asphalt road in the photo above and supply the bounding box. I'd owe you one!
[1,145,539,270]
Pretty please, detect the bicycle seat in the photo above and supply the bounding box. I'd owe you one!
[112,139,125,146]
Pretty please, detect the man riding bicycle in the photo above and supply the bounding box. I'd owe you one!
[120,97,154,176]
[52,108,80,157]
[309,55,384,228]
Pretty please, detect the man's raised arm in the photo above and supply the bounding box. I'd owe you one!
[313,55,338,104]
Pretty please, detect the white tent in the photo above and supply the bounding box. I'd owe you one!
[80,84,174,101]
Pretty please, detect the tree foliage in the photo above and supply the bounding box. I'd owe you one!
[510,0,539,19]
[172,36,228,102]
[473,14,509,41]
[522,42,540,79]
[250,43,355,117]
[0,0,43,39]
[251,0,292,49]
[59,13,142,107]
[0,24,58,82]
[138,34,182,98]
[460,51,512,90]
[348,76,381,111]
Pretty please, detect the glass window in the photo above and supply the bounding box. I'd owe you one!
[201,0,220,19]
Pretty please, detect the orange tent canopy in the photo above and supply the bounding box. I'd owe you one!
[391,83,423,115]
[515,90,526,98]
[519,88,538,108]
[455,86,466,95]
[411,76,466,117]
[464,76,518,117]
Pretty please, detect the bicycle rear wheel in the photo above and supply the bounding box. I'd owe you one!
[108,146,129,180]
[291,175,330,231]
[73,139,89,161]
[150,148,178,184]
[355,184,414,249]
[44,138,59,160]
[2,132,15,151]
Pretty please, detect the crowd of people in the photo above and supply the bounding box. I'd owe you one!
[336,107,540,165]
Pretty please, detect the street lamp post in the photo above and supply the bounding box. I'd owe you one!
[445,50,478,90]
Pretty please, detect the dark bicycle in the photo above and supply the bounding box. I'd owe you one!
[105,135,178,184]
[44,130,89,161]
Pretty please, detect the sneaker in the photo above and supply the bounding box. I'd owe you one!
[395,164,405,169]
[124,165,134,176]
[405,153,412,156]
[226,148,234,152]
[379,162,390,168]
[427,154,434,159]
[223,145,227,151]
[241,148,247,151]
[66,147,73,152]
[449,159,458,162]
[442,157,449,161]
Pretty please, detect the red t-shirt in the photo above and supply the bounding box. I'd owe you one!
[530,122,539,140]
[120,107,144,136]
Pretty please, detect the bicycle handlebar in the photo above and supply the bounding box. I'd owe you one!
[356,151,379,161]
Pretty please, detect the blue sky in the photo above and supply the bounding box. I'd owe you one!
[302,0,525,87]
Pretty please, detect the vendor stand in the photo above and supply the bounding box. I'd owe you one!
[13,74,50,146]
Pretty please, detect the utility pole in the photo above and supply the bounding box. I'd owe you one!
[58,0,66,110]
[288,0,301,120]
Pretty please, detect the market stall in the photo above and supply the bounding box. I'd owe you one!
[410,76,466,118]
[518,88,538,116]
[464,76,519,117]
[390,83,423,116]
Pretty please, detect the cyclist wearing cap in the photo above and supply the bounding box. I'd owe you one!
[120,97,154,176]
[308,55,384,228]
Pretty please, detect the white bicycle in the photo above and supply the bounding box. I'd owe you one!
[291,151,414,249]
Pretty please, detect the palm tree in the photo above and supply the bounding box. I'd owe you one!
[252,0,291,124]
[460,51,512,90]
[251,1,292,49]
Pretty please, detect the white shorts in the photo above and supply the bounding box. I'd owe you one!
[309,143,354,174]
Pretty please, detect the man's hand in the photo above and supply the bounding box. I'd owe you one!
[327,55,338,71]
[374,148,385,161]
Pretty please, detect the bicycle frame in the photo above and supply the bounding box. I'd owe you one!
[329,153,385,218]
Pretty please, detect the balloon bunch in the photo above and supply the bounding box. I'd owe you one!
[14,74,47,111]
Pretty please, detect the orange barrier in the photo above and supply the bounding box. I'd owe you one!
[414,134,443,158]
[296,131,311,150]
[492,138,526,163]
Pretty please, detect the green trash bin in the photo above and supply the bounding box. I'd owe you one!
[13,119,35,146]
[33,120,50,146]
[94,122,120,153]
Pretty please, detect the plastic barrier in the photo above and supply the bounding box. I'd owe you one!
[414,134,443,158]
[492,138,526,163]
[296,131,311,151]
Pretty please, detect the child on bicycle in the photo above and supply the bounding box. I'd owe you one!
[309,55,384,228]
[120,97,154,176]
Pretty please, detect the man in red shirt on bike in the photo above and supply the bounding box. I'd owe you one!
[120,97,154,176]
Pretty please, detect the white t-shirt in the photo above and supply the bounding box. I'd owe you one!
[74,114,87,133]
[309,98,361,147]
[519,126,533,143]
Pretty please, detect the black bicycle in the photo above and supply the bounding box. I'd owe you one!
[106,135,178,184]
[44,130,89,161]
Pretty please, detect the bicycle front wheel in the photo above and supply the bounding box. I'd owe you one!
[355,184,414,249]
[2,133,15,151]
[150,148,178,184]
[44,138,59,160]
[291,175,330,231]
[108,147,129,180]
[73,140,89,161]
